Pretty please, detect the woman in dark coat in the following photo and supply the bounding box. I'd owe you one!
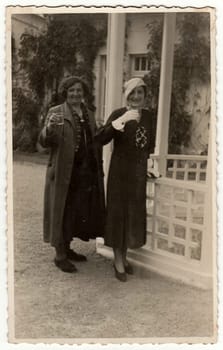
[96,77,156,282]
[39,76,105,273]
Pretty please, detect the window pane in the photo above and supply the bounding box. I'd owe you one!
[141,57,146,70]
[135,57,140,71]
[147,58,150,70]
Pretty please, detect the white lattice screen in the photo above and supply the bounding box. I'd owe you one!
[146,178,206,264]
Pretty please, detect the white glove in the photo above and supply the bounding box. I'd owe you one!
[112,110,140,131]
[120,109,140,123]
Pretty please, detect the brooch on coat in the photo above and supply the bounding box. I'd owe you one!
[135,126,147,149]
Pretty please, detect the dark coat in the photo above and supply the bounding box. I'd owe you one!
[39,102,105,247]
[96,107,156,249]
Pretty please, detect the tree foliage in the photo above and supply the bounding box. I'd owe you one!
[19,14,107,105]
[13,14,107,152]
[12,87,41,151]
[144,13,210,154]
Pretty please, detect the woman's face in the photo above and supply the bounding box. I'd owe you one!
[66,82,84,106]
[127,86,145,109]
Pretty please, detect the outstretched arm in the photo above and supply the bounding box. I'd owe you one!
[38,108,63,148]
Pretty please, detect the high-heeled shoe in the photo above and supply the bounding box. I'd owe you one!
[124,262,134,275]
[113,264,127,282]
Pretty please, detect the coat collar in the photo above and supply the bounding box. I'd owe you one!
[61,102,95,135]
[62,102,75,130]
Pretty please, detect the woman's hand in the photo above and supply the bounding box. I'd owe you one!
[47,113,63,133]
[120,109,140,123]
[112,110,140,131]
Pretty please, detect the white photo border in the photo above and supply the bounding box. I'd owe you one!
[1,0,223,349]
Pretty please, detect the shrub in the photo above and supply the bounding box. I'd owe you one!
[12,87,40,152]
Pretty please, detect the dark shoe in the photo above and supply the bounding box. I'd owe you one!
[124,262,134,275]
[67,249,87,262]
[54,258,77,273]
[113,264,127,282]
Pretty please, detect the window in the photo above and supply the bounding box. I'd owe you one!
[131,55,150,77]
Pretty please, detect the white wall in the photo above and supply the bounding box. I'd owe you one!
[94,13,158,120]
[126,13,161,54]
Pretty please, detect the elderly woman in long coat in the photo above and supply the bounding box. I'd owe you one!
[39,76,105,273]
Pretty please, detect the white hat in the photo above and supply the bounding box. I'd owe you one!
[124,77,146,100]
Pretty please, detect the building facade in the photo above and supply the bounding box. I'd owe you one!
[94,12,210,155]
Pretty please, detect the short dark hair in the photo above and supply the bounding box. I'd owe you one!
[58,76,89,100]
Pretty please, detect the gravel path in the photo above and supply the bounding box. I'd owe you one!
[12,158,214,342]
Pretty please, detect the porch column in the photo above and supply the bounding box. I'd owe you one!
[96,13,126,253]
[103,13,126,179]
[154,13,176,175]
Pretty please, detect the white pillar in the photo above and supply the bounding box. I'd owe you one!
[104,13,126,117]
[154,13,176,175]
[96,13,126,250]
[103,13,126,180]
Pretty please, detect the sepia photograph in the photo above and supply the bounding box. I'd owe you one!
[6,6,216,344]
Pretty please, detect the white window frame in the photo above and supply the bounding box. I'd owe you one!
[130,54,150,77]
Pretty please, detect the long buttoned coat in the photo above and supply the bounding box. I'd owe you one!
[39,102,105,247]
[96,107,156,249]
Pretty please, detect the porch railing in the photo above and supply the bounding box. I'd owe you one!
[146,178,206,262]
[151,154,207,182]
[140,152,212,288]
[97,154,212,288]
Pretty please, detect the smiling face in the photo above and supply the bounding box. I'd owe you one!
[127,86,145,109]
[66,82,84,107]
